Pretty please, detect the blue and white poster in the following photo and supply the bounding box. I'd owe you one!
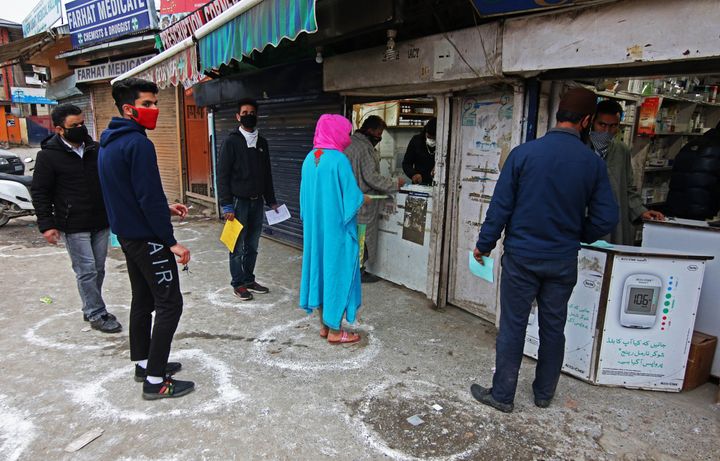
[65,0,158,49]
[11,87,58,105]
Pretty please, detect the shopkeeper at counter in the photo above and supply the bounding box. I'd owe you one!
[402,118,436,185]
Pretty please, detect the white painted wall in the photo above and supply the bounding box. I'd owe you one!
[503,0,720,74]
[324,24,501,93]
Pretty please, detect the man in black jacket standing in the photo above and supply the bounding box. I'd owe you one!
[217,98,278,301]
[31,104,121,333]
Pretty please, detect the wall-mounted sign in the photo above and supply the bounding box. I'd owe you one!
[65,0,158,49]
[22,0,62,37]
[10,87,58,105]
[159,0,243,50]
[160,0,207,15]
[75,55,155,82]
[472,0,593,16]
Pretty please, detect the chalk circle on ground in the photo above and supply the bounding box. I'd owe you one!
[206,285,293,311]
[346,380,489,461]
[23,304,130,352]
[68,349,246,422]
[0,394,37,461]
[249,316,380,372]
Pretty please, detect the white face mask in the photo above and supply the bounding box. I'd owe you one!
[426,137,436,148]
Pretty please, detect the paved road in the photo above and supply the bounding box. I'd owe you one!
[0,217,718,460]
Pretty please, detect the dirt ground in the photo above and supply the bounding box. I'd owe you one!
[1,214,719,460]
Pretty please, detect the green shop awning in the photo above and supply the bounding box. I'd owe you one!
[199,0,317,72]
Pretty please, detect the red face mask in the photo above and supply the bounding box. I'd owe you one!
[127,105,159,130]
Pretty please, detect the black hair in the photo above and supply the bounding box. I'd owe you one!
[424,117,437,136]
[237,98,258,112]
[595,99,624,118]
[51,104,82,128]
[360,115,387,131]
[556,109,586,124]
[111,78,159,115]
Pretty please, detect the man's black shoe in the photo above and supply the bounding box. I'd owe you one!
[246,281,269,294]
[534,398,552,408]
[361,270,380,283]
[470,384,514,413]
[134,362,183,382]
[84,312,117,322]
[233,286,253,301]
[90,314,122,333]
[142,377,195,400]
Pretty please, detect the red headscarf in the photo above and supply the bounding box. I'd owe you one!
[313,114,353,152]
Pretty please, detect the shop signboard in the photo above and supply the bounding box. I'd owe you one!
[75,55,155,83]
[65,0,158,49]
[160,0,208,14]
[10,87,57,105]
[596,255,705,391]
[22,0,62,37]
[472,0,598,16]
[159,0,242,50]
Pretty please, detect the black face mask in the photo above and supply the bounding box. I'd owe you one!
[63,125,88,144]
[240,114,257,129]
[363,131,382,146]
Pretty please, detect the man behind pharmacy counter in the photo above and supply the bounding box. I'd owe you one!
[402,118,437,185]
[589,100,664,245]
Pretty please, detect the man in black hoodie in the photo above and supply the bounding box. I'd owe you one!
[31,104,121,333]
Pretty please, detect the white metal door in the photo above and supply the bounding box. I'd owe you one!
[447,92,515,322]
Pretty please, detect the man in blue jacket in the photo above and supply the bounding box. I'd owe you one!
[98,78,194,400]
[471,88,618,413]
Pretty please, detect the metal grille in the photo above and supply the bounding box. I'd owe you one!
[214,94,343,247]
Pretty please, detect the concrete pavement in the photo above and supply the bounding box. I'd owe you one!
[0,215,718,460]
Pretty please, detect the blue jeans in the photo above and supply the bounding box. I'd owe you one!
[63,228,110,320]
[229,197,264,288]
[492,253,578,404]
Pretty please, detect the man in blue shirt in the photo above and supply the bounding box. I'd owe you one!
[471,88,618,413]
[98,78,194,400]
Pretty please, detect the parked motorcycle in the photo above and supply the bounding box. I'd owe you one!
[0,158,34,227]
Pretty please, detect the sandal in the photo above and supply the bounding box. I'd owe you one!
[328,330,361,345]
[320,325,329,338]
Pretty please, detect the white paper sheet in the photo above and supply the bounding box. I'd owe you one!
[266,204,291,225]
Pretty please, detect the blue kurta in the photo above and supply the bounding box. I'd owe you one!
[299,148,364,329]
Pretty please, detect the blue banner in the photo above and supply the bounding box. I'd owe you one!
[65,0,157,49]
[472,0,582,16]
[10,87,57,105]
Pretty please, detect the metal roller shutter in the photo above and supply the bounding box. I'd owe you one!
[61,93,96,140]
[214,94,343,247]
[148,87,182,203]
[92,84,182,203]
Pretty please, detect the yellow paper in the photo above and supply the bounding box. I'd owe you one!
[220,218,243,252]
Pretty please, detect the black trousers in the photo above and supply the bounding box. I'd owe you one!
[119,238,183,378]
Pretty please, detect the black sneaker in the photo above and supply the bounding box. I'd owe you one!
[246,282,269,294]
[470,384,514,413]
[361,270,380,283]
[534,397,552,408]
[90,314,122,333]
[134,362,183,382]
[233,286,253,301]
[84,312,117,322]
[142,377,195,400]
